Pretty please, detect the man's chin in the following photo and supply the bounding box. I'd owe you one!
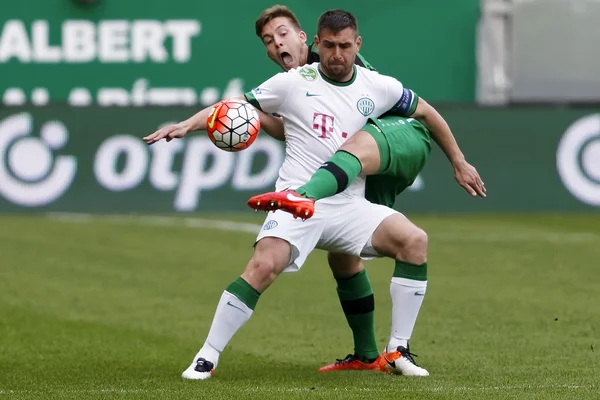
[325,66,348,78]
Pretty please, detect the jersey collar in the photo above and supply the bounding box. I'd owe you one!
[318,64,357,87]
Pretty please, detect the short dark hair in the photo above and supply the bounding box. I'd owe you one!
[255,5,302,38]
[317,9,358,36]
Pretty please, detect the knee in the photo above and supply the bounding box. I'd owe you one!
[243,255,281,291]
[339,132,379,175]
[409,228,428,252]
[242,237,290,292]
[397,228,428,264]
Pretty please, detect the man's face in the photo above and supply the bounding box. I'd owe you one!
[260,17,307,71]
[314,27,361,81]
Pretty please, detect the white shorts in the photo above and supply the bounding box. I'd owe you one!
[255,196,398,272]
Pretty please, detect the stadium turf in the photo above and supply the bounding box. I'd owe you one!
[1,213,598,399]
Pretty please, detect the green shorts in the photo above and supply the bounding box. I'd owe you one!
[362,116,432,208]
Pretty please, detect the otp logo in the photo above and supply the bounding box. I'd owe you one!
[0,113,77,206]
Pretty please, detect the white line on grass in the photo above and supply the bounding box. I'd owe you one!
[0,383,594,395]
[45,213,598,244]
[46,212,262,234]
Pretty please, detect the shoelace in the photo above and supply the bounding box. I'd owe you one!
[194,358,213,372]
[334,354,356,365]
[399,348,419,365]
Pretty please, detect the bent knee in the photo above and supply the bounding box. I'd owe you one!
[245,256,279,284]
[408,228,428,252]
[242,240,290,292]
[396,228,428,264]
[396,228,429,265]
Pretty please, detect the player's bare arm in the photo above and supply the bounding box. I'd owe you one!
[410,98,486,197]
[257,111,285,141]
[143,99,285,145]
[142,105,213,145]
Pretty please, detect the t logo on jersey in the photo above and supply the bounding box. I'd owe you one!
[313,113,334,139]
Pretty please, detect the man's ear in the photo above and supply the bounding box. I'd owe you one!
[356,35,362,51]
[299,30,307,43]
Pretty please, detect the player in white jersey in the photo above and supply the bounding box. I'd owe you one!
[143,9,430,379]
[252,6,430,374]
[244,62,402,198]
[250,6,484,374]
[252,7,386,373]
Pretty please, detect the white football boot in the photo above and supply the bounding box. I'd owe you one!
[181,357,215,380]
[382,344,429,376]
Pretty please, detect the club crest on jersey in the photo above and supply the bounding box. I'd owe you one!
[263,220,278,230]
[299,67,318,81]
[357,97,375,116]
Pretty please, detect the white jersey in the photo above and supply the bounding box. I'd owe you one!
[245,62,406,200]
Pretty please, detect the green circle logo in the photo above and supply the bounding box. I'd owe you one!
[299,67,317,81]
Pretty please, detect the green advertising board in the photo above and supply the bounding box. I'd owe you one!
[0,0,478,105]
[0,106,598,213]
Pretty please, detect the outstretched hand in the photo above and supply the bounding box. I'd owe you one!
[454,160,486,197]
[143,123,189,145]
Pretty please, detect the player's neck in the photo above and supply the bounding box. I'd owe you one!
[318,65,356,85]
[300,44,309,65]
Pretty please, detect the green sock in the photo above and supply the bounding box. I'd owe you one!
[336,270,379,362]
[225,277,261,309]
[296,151,362,200]
[393,260,428,281]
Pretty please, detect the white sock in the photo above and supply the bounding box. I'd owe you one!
[193,291,254,368]
[387,277,427,352]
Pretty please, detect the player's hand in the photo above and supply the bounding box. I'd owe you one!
[453,160,486,198]
[143,123,189,145]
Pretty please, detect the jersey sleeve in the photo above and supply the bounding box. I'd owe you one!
[382,76,420,117]
[244,72,293,114]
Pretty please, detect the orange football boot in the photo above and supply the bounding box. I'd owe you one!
[247,190,315,220]
[378,348,403,373]
[318,353,397,373]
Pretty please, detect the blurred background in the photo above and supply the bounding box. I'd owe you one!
[0,0,599,213]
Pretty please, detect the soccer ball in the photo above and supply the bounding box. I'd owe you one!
[206,99,260,152]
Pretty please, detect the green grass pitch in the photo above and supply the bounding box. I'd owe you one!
[0,213,598,399]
